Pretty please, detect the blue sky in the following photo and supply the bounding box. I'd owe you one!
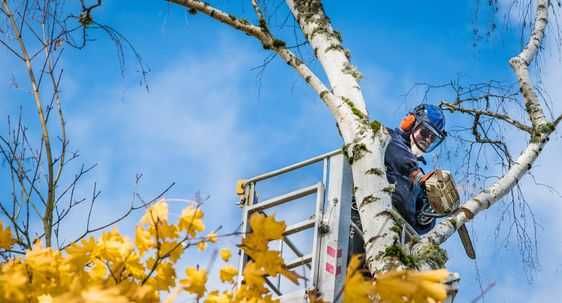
[1,0,562,302]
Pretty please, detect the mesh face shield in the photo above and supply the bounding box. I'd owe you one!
[411,120,446,153]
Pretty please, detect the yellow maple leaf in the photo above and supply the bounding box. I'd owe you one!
[160,240,184,262]
[37,294,53,303]
[140,199,169,226]
[147,262,176,291]
[88,258,108,280]
[242,261,266,288]
[180,266,207,298]
[65,237,97,270]
[247,250,299,285]
[206,232,218,243]
[205,290,232,303]
[134,225,154,255]
[219,248,232,262]
[374,269,449,303]
[344,255,376,303]
[219,265,238,283]
[0,221,15,250]
[79,286,131,303]
[178,206,206,237]
[197,241,207,251]
[249,213,286,241]
[0,261,27,301]
[124,252,145,279]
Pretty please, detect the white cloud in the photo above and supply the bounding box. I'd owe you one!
[57,40,265,241]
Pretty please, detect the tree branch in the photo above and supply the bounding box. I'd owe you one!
[509,0,550,130]
[414,0,558,254]
[167,0,343,122]
[441,101,533,134]
[554,114,562,127]
[287,0,372,137]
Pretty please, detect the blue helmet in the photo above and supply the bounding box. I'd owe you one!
[411,104,447,152]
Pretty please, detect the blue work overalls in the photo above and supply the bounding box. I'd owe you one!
[385,128,434,234]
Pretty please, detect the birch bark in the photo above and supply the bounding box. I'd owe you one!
[286,0,402,273]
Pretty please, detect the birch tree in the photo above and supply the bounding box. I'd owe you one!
[168,0,562,276]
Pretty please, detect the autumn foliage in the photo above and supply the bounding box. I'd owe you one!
[0,199,449,302]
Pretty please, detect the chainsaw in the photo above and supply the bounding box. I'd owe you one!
[422,169,476,260]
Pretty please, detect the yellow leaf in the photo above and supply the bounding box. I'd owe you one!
[205,290,232,303]
[219,265,238,283]
[374,269,450,303]
[154,222,179,240]
[38,294,53,303]
[417,280,447,301]
[98,229,134,262]
[249,213,286,241]
[0,261,27,301]
[124,252,145,279]
[0,221,15,250]
[242,261,266,288]
[407,268,449,283]
[64,237,97,271]
[344,255,376,303]
[89,258,108,280]
[134,226,154,255]
[219,248,232,262]
[180,266,207,298]
[147,262,176,291]
[140,199,169,226]
[197,241,207,251]
[160,241,184,262]
[207,232,218,243]
[80,286,130,303]
[178,207,206,237]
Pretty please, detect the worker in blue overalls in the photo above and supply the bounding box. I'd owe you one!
[350,104,447,254]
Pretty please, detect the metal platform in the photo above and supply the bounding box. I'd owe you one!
[236,149,459,302]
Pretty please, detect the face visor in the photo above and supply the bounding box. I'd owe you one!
[411,121,446,153]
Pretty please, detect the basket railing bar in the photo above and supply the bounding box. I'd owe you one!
[265,277,283,296]
[247,184,320,213]
[282,236,312,270]
[284,218,316,237]
[245,149,341,184]
[286,254,313,270]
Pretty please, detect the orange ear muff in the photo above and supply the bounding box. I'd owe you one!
[400,114,416,131]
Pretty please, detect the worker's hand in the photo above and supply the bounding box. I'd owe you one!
[419,170,437,184]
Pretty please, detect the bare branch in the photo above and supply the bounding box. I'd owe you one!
[2,0,57,247]
[441,101,533,134]
[60,182,176,250]
[0,38,24,60]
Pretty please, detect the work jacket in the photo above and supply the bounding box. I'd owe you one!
[384,128,435,234]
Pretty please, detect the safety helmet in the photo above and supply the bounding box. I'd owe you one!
[400,104,447,153]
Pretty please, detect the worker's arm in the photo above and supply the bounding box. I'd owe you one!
[409,169,434,186]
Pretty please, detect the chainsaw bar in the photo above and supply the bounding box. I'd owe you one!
[457,224,476,259]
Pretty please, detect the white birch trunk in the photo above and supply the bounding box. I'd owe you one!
[286,0,401,273]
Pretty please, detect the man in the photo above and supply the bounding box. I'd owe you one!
[385,103,447,234]
[349,104,447,255]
